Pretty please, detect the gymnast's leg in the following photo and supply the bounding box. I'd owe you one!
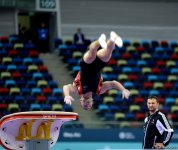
[97,31,123,62]
[83,38,101,64]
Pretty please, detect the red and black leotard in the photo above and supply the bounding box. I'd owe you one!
[74,57,107,95]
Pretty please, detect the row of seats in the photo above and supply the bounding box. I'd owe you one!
[0,35,75,119]
[0,57,43,65]
[0,79,58,87]
[0,50,39,58]
[0,87,62,96]
[0,94,63,104]
[0,103,73,115]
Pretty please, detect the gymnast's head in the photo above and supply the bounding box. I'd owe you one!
[80,92,93,110]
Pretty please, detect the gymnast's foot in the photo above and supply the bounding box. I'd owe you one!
[99,33,107,49]
[110,31,123,48]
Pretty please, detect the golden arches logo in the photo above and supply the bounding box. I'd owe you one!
[16,120,54,141]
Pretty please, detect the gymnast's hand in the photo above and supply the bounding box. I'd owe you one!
[64,96,74,105]
[122,89,130,99]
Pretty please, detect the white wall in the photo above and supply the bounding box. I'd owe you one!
[0,8,16,36]
[60,0,178,40]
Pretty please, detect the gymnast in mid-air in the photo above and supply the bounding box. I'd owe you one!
[63,31,130,110]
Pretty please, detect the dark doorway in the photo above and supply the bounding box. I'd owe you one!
[18,11,55,53]
[30,12,50,53]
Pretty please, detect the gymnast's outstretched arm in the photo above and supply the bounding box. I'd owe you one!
[63,84,78,105]
[99,80,130,99]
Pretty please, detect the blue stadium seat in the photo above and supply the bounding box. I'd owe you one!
[140,105,148,112]
[52,88,62,96]
[170,41,178,49]
[149,89,159,96]
[18,65,27,72]
[165,97,175,106]
[67,58,79,68]
[97,104,109,116]
[26,96,36,104]
[140,89,149,96]
[123,39,131,47]
[4,95,14,103]
[20,50,29,58]
[109,105,120,113]
[122,67,132,74]
[169,90,178,97]
[16,80,26,88]
[174,82,178,89]
[148,75,158,82]
[104,112,114,121]
[0,49,8,57]
[0,65,7,72]
[43,73,53,81]
[132,67,141,74]
[125,112,135,121]
[63,104,73,112]
[123,81,134,89]
[161,106,170,114]
[32,72,43,81]
[15,95,25,103]
[30,103,41,111]
[13,57,22,65]
[54,38,63,48]
[0,43,3,50]
[7,64,17,72]
[137,60,147,67]
[22,72,32,80]
[33,58,43,65]
[114,96,123,104]
[5,80,16,88]
[159,74,167,82]
[120,105,129,112]
[19,103,29,111]
[48,81,58,88]
[0,80,4,87]
[141,40,150,48]
[159,90,169,97]
[27,80,37,88]
[24,43,36,50]
[107,74,117,80]
[23,57,33,65]
[47,96,58,104]
[72,66,80,73]
[21,87,31,96]
[31,88,42,96]
[155,47,164,53]
[127,60,137,67]
[4,43,13,50]
[41,104,51,111]
[170,68,178,74]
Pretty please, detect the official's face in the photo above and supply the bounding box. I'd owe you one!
[147,98,159,112]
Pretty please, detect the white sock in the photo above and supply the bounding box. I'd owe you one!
[98,33,107,49]
[110,31,117,42]
[115,36,123,48]
[110,31,123,48]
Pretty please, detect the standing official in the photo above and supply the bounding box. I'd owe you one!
[143,96,174,149]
